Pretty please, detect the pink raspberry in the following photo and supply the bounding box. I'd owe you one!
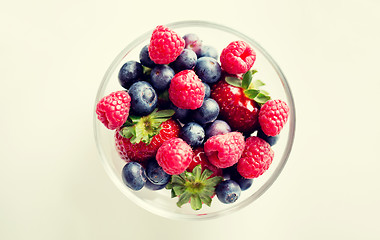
[156,138,193,175]
[168,70,205,109]
[204,132,245,168]
[96,91,131,130]
[259,99,289,136]
[148,25,185,64]
[237,136,274,179]
[220,40,256,74]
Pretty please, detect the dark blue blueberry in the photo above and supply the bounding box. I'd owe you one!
[128,81,157,116]
[118,61,143,89]
[223,166,253,191]
[139,45,156,68]
[205,120,231,139]
[170,103,191,123]
[197,45,218,60]
[179,122,205,147]
[146,159,171,186]
[145,178,167,191]
[194,57,221,84]
[150,65,175,92]
[171,49,197,72]
[257,129,279,146]
[193,98,220,125]
[121,162,146,191]
[183,33,202,55]
[203,82,211,99]
[216,180,241,204]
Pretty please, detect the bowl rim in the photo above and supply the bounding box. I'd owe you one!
[93,20,296,220]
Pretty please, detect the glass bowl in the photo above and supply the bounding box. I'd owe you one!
[93,20,296,220]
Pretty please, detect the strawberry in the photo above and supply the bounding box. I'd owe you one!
[211,70,270,134]
[115,109,180,163]
[187,147,223,178]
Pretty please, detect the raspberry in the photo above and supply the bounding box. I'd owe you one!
[148,25,185,64]
[156,138,193,175]
[259,99,289,136]
[96,91,131,130]
[204,132,245,168]
[220,41,256,74]
[168,70,205,109]
[237,136,274,179]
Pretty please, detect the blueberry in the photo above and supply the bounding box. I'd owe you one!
[179,122,205,147]
[197,45,218,60]
[203,82,211,99]
[118,61,143,89]
[150,65,175,91]
[216,180,241,204]
[257,129,279,146]
[128,81,158,116]
[139,45,156,68]
[145,179,167,191]
[183,33,202,54]
[205,120,231,139]
[121,162,146,191]
[170,103,191,123]
[171,49,197,72]
[194,57,221,84]
[193,98,220,125]
[223,166,253,191]
[146,159,171,186]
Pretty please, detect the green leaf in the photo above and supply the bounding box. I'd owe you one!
[165,182,173,189]
[152,109,175,118]
[190,195,202,210]
[225,76,242,88]
[199,194,212,207]
[171,175,185,185]
[177,192,191,208]
[120,127,133,139]
[260,90,270,95]
[171,189,176,198]
[242,70,253,89]
[244,89,260,100]
[250,69,258,75]
[252,79,265,89]
[192,165,202,181]
[205,176,223,187]
[254,92,271,104]
[129,115,141,123]
[173,186,186,196]
[185,172,195,182]
[200,168,213,181]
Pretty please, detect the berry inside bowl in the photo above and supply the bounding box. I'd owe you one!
[93,20,295,220]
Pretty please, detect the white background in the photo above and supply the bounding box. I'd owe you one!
[1,0,380,239]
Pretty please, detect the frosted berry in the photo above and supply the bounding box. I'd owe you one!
[148,25,185,64]
[237,136,274,179]
[220,41,256,74]
[96,91,131,130]
[118,61,143,89]
[168,70,205,110]
[122,162,146,191]
[259,99,289,136]
[204,132,245,168]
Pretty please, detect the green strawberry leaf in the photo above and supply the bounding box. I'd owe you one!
[190,195,202,210]
[242,70,253,89]
[254,92,271,104]
[200,168,213,181]
[199,194,212,207]
[192,165,202,181]
[205,176,223,187]
[252,79,265,89]
[151,109,175,118]
[177,191,192,208]
[244,89,260,100]
[173,186,186,196]
[225,76,242,88]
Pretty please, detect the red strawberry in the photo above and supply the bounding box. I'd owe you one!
[115,109,180,163]
[187,147,223,178]
[211,76,260,133]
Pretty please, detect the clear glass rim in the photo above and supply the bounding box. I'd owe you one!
[93,20,296,220]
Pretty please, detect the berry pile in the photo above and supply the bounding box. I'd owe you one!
[96,25,290,210]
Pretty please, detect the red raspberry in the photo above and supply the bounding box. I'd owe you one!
[148,25,185,64]
[220,41,256,74]
[96,91,131,130]
[237,136,274,179]
[187,147,223,178]
[259,99,289,136]
[168,70,205,109]
[156,138,193,175]
[115,119,180,163]
[204,132,245,169]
